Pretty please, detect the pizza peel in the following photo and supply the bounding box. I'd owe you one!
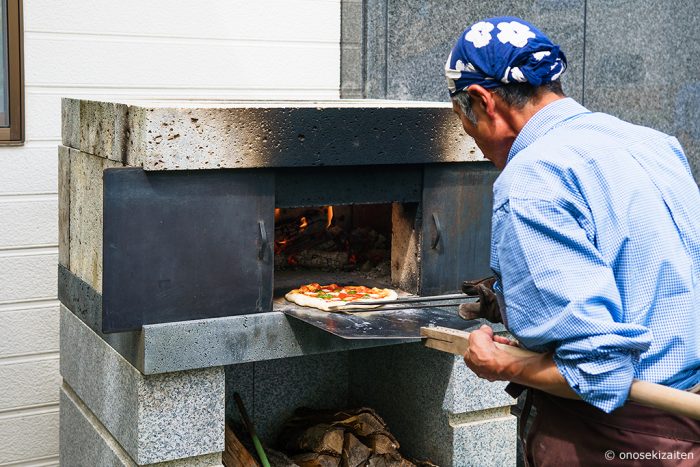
[277,294,482,339]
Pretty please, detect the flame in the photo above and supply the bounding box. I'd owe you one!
[275,208,280,221]
[326,206,334,228]
[299,216,308,231]
[274,238,287,254]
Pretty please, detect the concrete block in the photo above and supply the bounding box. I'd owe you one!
[60,307,225,464]
[61,385,224,467]
[69,149,123,292]
[58,145,70,268]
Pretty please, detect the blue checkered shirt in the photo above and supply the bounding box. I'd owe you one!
[491,98,700,412]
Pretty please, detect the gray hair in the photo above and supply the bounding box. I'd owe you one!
[452,81,565,124]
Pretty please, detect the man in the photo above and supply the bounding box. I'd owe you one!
[445,16,700,465]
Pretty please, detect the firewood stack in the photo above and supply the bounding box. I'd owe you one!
[277,407,438,467]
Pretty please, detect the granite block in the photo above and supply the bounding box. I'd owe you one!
[142,309,415,375]
[451,413,518,466]
[60,307,225,464]
[584,0,700,180]
[340,0,363,98]
[349,342,515,465]
[60,266,416,374]
[364,0,389,98]
[359,1,585,102]
[58,145,70,268]
[226,353,350,443]
[341,46,364,98]
[443,354,515,413]
[58,266,143,366]
[69,149,123,292]
[61,385,224,467]
[253,352,349,441]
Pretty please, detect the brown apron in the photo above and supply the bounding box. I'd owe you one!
[517,387,700,466]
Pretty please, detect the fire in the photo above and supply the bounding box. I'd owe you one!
[299,216,309,231]
[326,206,334,228]
[275,208,280,221]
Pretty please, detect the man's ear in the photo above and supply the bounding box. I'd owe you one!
[467,85,496,118]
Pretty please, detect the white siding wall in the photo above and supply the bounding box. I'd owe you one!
[0,1,340,464]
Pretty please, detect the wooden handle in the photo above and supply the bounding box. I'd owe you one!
[420,326,700,421]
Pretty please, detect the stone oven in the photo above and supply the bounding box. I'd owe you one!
[58,98,517,466]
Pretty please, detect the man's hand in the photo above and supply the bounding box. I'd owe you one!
[463,325,519,381]
[463,325,579,400]
[459,276,502,323]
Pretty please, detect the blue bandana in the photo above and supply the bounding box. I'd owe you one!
[445,17,567,96]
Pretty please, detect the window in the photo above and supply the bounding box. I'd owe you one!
[0,0,22,143]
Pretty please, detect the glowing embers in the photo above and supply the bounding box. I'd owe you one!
[274,205,390,274]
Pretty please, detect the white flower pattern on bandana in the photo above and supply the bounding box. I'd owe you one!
[497,21,536,48]
[510,67,526,82]
[465,21,494,48]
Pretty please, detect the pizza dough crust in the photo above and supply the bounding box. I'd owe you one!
[285,288,398,312]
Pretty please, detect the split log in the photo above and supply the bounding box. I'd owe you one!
[362,433,399,455]
[341,433,372,467]
[279,422,345,456]
[366,454,415,467]
[223,424,260,467]
[292,452,341,467]
[333,409,392,438]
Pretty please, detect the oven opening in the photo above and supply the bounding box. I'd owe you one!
[273,202,420,298]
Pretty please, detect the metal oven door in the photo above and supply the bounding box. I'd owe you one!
[421,163,498,295]
[102,168,274,333]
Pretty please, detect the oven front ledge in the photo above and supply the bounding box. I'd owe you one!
[139,311,420,375]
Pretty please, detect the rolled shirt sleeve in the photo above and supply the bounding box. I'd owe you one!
[492,196,652,412]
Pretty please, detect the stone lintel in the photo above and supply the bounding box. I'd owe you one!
[62,98,484,170]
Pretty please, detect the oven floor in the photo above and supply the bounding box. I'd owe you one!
[273,270,479,339]
[273,269,395,298]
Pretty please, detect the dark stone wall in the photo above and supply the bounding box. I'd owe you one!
[341,0,700,180]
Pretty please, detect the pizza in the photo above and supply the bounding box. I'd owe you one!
[285,283,398,311]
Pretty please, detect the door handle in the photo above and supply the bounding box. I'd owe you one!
[431,213,442,250]
[258,220,268,260]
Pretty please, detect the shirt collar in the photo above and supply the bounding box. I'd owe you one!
[507,97,591,163]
